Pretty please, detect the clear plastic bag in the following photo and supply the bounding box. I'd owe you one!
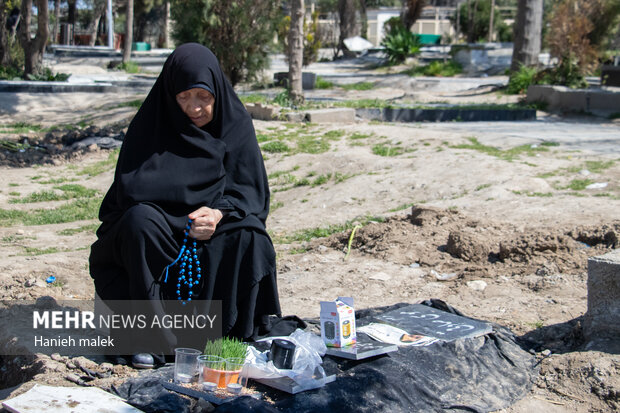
[245,329,328,391]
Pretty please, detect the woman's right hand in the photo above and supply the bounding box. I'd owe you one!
[188,207,223,240]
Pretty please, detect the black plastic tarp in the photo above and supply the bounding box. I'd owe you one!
[113,301,538,413]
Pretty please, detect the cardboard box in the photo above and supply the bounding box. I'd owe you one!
[320,297,356,347]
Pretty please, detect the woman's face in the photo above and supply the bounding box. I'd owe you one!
[175,88,215,127]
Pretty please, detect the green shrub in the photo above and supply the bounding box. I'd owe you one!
[381,17,421,65]
[507,65,540,94]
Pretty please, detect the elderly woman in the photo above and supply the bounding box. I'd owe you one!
[89,43,280,368]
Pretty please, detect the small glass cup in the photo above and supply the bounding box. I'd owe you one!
[174,348,201,383]
[225,357,247,394]
[198,355,226,388]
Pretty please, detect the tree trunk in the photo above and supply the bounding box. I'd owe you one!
[0,1,8,66]
[67,0,77,25]
[123,0,134,63]
[338,0,357,57]
[19,0,49,76]
[466,0,479,43]
[488,0,495,42]
[88,0,107,46]
[358,0,367,39]
[510,0,543,72]
[402,0,425,31]
[289,0,304,104]
[53,0,60,44]
[163,0,170,48]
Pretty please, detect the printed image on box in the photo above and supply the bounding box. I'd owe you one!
[320,297,356,347]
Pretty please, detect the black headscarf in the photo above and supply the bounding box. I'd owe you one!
[99,43,269,235]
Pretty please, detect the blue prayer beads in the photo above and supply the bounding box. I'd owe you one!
[172,219,202,305]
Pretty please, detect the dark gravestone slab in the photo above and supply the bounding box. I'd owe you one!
[375,303,492,341]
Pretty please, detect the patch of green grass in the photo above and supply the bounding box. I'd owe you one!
[239,94,269,104]
[78,149,119,177]
[0,122,44,134]
[57,223,100,236]
[274,215,385,244]
[118,61,140,73]
[528,320,545,329]
[475,184,491,191]
[584,160,615,173]
[289,246,309,254]
[323,130,345,139]
[114,99,143,109]
[22,246,62,256]
[372,144,404,157]
[540,141,560,147]
[8,191,20,196]
[315,77,334,89]
[256,133,272,143]
[563,179,594,191]
[511,190,553,197]
[38,177,77,184]
[8,183,18,187]
[567,191,587,197]
[341,81,374,91]
[311,173,332,186]
[593,193,620,199]
[296,135,330,154]
[334,172,354,183]
[0,197,102,226]
[333,99,393,109]
[388,202,415,212]
[450,137,549,161]
[270,200,284,212]
[405,61,463,77]
[9,184,98,204]
[262,141,290,153]
[349,132,372,140]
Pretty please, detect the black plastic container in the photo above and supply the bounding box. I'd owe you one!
[268,339,296,369]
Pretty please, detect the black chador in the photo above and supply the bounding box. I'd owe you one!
[89,44,281,356]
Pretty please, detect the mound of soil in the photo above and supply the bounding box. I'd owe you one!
[323,205,620,280]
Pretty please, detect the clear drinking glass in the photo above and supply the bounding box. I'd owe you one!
[225,357,247,394]
[198,354,226,388]
[173,348,201,383]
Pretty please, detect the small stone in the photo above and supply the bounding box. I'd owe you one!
[317,245,328,253]
[541,349,552,356]
[16,229,25,235]
[100,362,114,370]
[65,373,84,385]
[73,356,98,370]
[431,270,458,281]
[87,143,99,152]
[369,272,391,281]
[409,263,420,268]
[25,278,37,287]
[65,361,76,369]
[50,353,64,362]
[466,280,488,291]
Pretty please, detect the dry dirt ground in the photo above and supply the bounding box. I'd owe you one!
[0,78,618,412]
